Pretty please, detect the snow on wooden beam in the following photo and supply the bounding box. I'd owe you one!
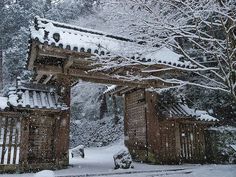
[106,86,136,96]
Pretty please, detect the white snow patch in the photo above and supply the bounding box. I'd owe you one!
[179,104,218,122]
[230,145,236,152]
[34,170,54,177]
[0,141,236,177]
[144,47,183,64]
[0,97,8,110]
[71,145,84,158]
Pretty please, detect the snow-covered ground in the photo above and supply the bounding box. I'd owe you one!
[1,141,236,177]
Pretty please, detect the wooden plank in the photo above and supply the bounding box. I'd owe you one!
[13,120,19,165]
[28,42,39,69]
[0,118,2,141]
[1,118,8,164]
[195,126,200,160]
[185,124,190,160]
[19,117,29,166]
[38,44,93,59]
[36,65,63,75]
[34,74,43,84]
[63,57,74,73]
[175,122,181,161]
[42,75,53,84]
[190,124,194,159]
[7,118,14,164]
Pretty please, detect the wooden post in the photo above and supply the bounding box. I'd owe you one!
[19,115,30,170]
[54,75,72,166]
[7,118,14,164]
[175,122,181,163]
[0,50,3,91]
[145,91,161,163]
[1,117,8,164]
[112,95,119,124]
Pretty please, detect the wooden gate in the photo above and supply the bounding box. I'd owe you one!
[28,116,55,164]
[0,117,21,165]
[179,123,206,162]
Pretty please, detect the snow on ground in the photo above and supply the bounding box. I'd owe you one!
[1,141,236,177]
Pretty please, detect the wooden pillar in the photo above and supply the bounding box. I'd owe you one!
[174,122,181,163]
[0,50,3,91]
[54,75,72,166]
[145,91,161,163]
[112,95,119,124]
[19,114,30,170]
[123,94,129,146]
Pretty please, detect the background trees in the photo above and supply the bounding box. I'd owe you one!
[0,0,98,85]
[84,0,236,124]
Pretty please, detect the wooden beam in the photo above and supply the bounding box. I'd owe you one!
[28,42,39,70]
[63,57,74,74]
[34,64,177,88]
[34,74,43,83]
[68,68,174,88]
[119,87,137,95]
[43,75,53,84]
[39,44,94,59]
[36,65,63,75]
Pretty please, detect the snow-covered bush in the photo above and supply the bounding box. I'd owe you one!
[113,150,133,169]
[70,115,124,147]
[207,126,236,164]
[71,145,85,158]
[70,82,124,148]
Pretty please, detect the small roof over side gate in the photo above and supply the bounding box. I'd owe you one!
[103,85,218,122]
[0,80,68,111]
[159,101,218,122]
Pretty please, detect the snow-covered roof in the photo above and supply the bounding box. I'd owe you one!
[0,81,68,111]
[160,102,218,122]
[30,17,197,69]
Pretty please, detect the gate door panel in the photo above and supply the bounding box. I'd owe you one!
[28,116,55,164]
[179,123,205,162]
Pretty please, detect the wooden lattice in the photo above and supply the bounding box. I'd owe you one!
[0,117,21,165]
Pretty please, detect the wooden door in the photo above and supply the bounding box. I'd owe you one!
[179,123,206,162]
[28,116,55,164]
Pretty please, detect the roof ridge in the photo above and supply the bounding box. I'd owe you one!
[35,16,135,43]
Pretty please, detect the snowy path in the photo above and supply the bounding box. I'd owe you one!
[1,141,236,177]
